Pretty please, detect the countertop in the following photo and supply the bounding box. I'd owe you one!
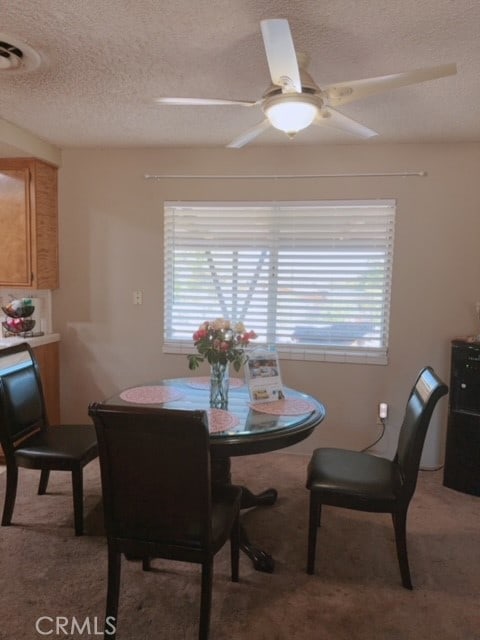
[0,333,60,350]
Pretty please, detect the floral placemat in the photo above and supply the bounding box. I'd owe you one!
[249,398,316,416]
[207,409,240,433]
[119,386,184,404]
[186,376,244,389]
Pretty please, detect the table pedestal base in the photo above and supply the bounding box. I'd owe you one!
[212,458,277,573]
[240,486,278,509]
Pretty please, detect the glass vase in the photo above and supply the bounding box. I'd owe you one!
[210,362,230,409]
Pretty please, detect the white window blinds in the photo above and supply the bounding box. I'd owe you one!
[164,200,395,364]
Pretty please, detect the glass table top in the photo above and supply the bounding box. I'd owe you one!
[107,377,325,451]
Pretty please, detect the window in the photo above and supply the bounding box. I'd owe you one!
[164,200,395,364]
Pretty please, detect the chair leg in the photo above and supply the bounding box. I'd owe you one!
[71,468,84,536]
[199,560,213,640]
[230,512,240,582]
[307,494,321,574]
[105,545,121,640]
[392,510,413,590]
[1,465,18,526]
[38,469,50,495]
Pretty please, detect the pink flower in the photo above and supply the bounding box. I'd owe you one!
[193,328,208,341]
[239,330,257,344]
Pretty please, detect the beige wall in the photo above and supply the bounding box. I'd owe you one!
[55,142,480,467]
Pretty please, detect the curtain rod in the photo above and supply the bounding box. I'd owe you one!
[144,171,426,180]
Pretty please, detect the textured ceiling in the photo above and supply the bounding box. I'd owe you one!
[0,0,479,151]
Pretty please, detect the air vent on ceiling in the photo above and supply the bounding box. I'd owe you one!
[0,34,41,72]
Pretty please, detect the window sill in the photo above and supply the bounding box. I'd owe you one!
[162,342,388,366]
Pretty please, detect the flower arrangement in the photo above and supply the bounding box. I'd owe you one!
[187,318,257,372]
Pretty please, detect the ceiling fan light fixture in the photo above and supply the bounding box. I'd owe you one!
[264,94,318,136]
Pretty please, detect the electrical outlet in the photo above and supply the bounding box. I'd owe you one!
[378,402,388,421]
[133,290,143,305]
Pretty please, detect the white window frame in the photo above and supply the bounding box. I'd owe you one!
[163,200,395,365]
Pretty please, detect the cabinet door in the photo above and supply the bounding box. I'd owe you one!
[0,168,32,286]
[32,160,59,289]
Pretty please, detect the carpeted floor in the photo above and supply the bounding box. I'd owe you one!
[0,452,479,640]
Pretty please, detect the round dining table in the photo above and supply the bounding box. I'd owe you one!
[106,376,326,573]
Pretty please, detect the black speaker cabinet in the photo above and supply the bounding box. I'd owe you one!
[443,339,480,496]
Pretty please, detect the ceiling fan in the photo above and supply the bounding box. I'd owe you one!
[154,19,457,148]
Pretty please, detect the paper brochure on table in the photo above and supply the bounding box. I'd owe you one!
[245,348,285,404]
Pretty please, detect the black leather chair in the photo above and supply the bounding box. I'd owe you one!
[88,402,241,640]
[0,343,98,535]
[306,366,448,589]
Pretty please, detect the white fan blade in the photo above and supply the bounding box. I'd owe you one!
[227,119,271,149]
[316,108,378,138]
[154,97,257,107]
[260,19,301,93]
[323,63,457,106]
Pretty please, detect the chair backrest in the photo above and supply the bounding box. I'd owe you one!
[0,343,47,457]
[395,367,448,501]
[88,403,213,548]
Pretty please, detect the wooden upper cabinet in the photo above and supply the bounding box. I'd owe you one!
[0,158,59,289]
